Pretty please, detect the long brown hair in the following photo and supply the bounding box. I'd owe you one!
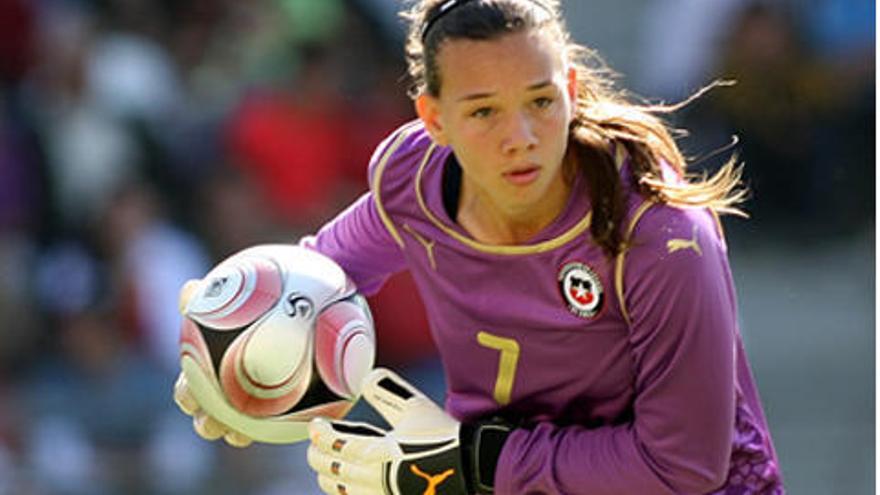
[402,0,747,255]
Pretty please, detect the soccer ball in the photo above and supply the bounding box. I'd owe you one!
[178,244,375,444]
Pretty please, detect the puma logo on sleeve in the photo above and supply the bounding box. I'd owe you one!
[666,226,702,256]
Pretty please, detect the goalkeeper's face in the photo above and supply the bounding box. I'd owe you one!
[415,29,577,219]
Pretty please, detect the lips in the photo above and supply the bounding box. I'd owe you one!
[503,164,541,186]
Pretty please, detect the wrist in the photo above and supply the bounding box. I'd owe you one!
[459,417,514,494]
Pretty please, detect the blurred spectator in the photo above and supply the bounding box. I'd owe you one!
[97,183,210,373]
[0,98,42,234]
[0,369,31,495]
[24,3,144,233]
[803,0,874,60]
[226,45,409,233]
[34,241,103,323]
[0,100,43,376]
[21,308,168,494]
[686,2,871,236]
[0,0,36,86]
[226,42,355,231]
[145,412,216,495]
[801,0,874,232]
[31,230,215,494]
[86,31,183,126]
[635,0,742,100]
[279,0,347,45]
[27,414,98,495]
[0,441,15,495]
[193,165,280,260]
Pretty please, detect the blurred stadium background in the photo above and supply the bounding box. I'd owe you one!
[0,0,873,493]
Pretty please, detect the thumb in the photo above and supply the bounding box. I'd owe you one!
[178,279,201,315]
[360,368,442,428]
[173,372,199,416]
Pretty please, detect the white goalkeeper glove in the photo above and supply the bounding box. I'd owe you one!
[307,368,513,495]
[174,370,254,447]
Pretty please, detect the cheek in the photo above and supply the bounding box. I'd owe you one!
[540,107,572,145]
[452,120,496,154]
[447,128,490,169]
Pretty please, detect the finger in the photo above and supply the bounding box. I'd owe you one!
[316,474,383,495]
[307,444,381,487]
[173,373,199,416]
[224,430,253,448]
[317,474,348,495]
[309,418,392,463]
[359,368,438,428]
[178,279,201,314]
[193,411,228,441]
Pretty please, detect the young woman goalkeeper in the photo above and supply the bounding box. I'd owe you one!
[176,0,783,493]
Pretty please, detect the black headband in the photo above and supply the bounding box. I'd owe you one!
[420,0,552,41]
[421,0,474,41]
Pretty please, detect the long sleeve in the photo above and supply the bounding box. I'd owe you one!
[494,205,737,494]
[299,123,420,295]
[300,191,407,296]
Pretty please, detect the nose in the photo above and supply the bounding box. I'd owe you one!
[501,112,538,156]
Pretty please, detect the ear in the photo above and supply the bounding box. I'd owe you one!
[566,66,578,104]
[415,94,449,146]
[565,66,578,124]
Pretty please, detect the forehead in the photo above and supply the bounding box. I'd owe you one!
[435,30,566,98]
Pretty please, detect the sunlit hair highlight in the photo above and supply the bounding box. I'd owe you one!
[402,0,747,255]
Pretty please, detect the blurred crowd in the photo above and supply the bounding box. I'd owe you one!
[0,0,872,494]
[637,0,873,239]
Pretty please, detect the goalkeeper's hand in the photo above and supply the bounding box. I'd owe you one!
[307,368,513,495]
[174,371,254,448]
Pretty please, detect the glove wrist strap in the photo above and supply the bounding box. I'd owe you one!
[460,418,514,494]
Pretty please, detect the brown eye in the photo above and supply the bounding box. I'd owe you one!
[533,97,554,109]
[470,107,495,119]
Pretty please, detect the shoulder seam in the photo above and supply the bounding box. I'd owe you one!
[614,200,656,326]
[371,121,422,248]
[709,208,726,242]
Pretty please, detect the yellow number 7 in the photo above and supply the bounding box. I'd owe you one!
[477,331,521,406]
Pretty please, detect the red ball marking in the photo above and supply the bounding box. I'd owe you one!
[179,318,214,375]
[314,300,369,398]
[201,258,282,329]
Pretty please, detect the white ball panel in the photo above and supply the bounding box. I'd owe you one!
[240,309,312,387]
[342,333,375,397]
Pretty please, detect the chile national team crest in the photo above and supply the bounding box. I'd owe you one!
[558,262,604,318]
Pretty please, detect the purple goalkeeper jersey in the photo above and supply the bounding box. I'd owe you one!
[304,121,783,494]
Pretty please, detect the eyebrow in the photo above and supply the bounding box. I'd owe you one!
[456,80,554,102]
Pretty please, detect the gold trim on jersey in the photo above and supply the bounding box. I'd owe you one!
[403,223,438,271]
[709,209,726,241]
[614,200,656,326]
[371,122,422,248]
[414,143,592,256]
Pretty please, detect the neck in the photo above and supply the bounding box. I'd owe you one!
[457,168,573,245]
